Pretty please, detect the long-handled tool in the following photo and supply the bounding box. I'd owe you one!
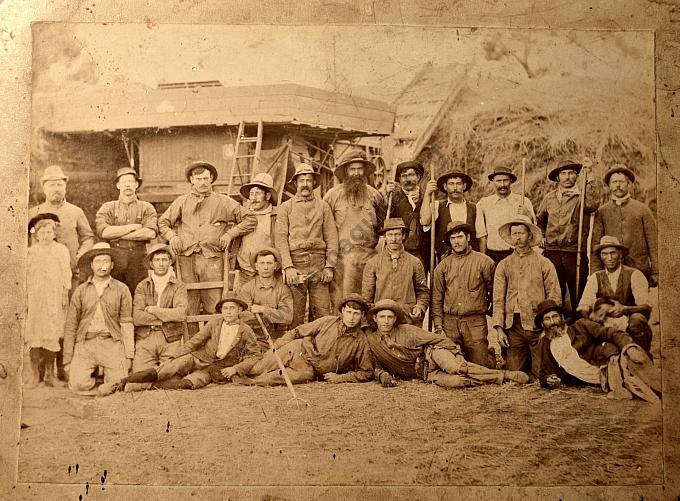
[575,158,592,305]
[520,157,527,214]
[427,165,436,330]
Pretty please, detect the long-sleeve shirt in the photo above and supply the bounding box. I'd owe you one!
[590,198,658,279]
[63,276,133,364]
[431,248,495,326]
[275,315,373,382]
[536,183,599,252]
[323,184,386,250]
[95,197,158,240]
[133,275,188,343]
[29,200,95,271]
[493,249,561,331]
[476,193,536,251]
[275,194,339,269]
[158,191,257,258]
[239,275,294,327]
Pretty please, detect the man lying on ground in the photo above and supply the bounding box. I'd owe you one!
[365,299,529,388]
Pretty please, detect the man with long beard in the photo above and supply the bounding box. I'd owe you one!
[324,147,386,310]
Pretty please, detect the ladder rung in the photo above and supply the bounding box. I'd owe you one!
[235,155,257,159]
[238,137,259,142]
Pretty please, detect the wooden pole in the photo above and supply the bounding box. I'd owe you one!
[428,165,436,330]
[575,160,590,304]
[520,157,527,214]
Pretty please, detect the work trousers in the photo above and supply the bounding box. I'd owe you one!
[127,330,181,391]
[443,313,495,369]
[289,251,331,327]
[505,313,541,378]
[543,250,588,313]
[110,241,149,295]
[156,353,212,389]
[247,338,315,385]
[426,348,504,388]
[178,253,223,338]
[69,337,128,394]
[628,313,653,359]
[330,245,376,312]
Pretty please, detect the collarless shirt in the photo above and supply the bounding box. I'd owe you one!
[216,322,240,359]
[95,196,158,240]
[476,193,536,251]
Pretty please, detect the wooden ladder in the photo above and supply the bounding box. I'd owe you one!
[227,120,263,199]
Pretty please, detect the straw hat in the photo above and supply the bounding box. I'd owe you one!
[498,215,543,247]
[240,172,278,205]
[40,165,69,184]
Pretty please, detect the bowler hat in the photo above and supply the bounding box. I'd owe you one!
[115,167,142,187]
[249,246,282,270]
[334,146,376,182]
[437,171,473,193]
[548,160,582,182]
[498,215,543,247]
[395,161,424,180]
[240,172,278,205]
[487,166,517,183]
[77,242,123,278]
[593,235,629,256]
[185,161,218,182]
[144,243,174,268]
[534,299,566,329]
[378,218,410,236]
[367,299,406,325]
[444,220,475,242]
[28,213,60,234]
[337,293,370,313]
[287,163,321,188]
[215,293,249,312]
[40,165,69,184]
[603,164,636,185]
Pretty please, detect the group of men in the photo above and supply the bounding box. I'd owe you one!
[27,147,660,400]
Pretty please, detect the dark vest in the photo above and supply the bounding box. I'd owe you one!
[595,266,635,306]
[435,199,478,258]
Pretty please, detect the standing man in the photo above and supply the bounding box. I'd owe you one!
[63,243,134,395]
[29,164,96,381]
[420,170,481,262]
[276,164,338,326]
[95,167,158,294]
[577,236,653,358]
[129,244,188,391]
[384,160,429,266]
[477,166,536,264]
[432,221,496,368]
[361,218,429,324]
[493,215,561,378]
[231,172,278,288]
[158,161,257,337]
[536,160,599,311]
[591,164,658,287]
[324,147,386,310]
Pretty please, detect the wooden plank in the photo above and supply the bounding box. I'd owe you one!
[185,280,229,291]
[186,313,223,323]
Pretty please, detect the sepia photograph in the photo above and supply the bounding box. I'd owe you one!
[16,20,665,494]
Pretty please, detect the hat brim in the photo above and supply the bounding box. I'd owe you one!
[337,296,370,313]
[249,247,283,270]
[378,225,410,236]
[548,163,582,182]
[240,182,278,205]
[28,213,60,233]
[77,248,124,278]
[395,163,425,180]
[366,304,406,325]
[603,167,636,185]
[488,171,518,183]
[215,297,249,311]
[334,159,377,181]
[535,305,566,329]
[287,171,321,189]
[144,245,175,268]
[593,243,629,256]
[444,223,475,243]
[185,163,218,183]
[498,220,543,247]
[437,172,473,193]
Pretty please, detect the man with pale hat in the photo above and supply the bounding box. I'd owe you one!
[384,160,429,266]
[536,160,599,311]
[128,243,188,391]
[95,167,158,294]
[577,235,653,357]
[276,163,338,326]
[492,215,560,378]
[158,160,257,337]
[476,166,536,264]
[591,164,658,287]
[231,172,278,288]
[432,221,496,368]
[365,299,529,388]
[323,146,386,310]
[63,242,134,395]
[420,169,482,261]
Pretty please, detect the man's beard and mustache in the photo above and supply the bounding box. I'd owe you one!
[544,320,568,340]
[343,174,368,202]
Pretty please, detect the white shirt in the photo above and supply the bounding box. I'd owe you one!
[151,272,172,307]
[578,265,650,311]
[476,193,536,251]
[216,322,240,359]
[422,198,485,236]
[550,334,601,384]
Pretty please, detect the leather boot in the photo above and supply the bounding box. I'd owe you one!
[43,351,66,387]
[24,349,41,389]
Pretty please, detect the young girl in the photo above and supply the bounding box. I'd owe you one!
[25,213,71,388]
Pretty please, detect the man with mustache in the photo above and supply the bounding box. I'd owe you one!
[276,164,338,327]
[590,164,658,287]
[323,147,386,310]
[95,167,158,294]
[29,164,96,381]
[476,166,536,264]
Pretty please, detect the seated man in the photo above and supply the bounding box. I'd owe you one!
[577,236,653,358]
[128,244,188,391]
[238,247,294,348]
[233,294,374,386]
[365,299,528,388]
[537,299,660,403]
[99,294,261,394]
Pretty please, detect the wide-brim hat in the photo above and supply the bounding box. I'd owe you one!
[215,293,249,312]
[548,160,582,182]
[28,212,60,234]
[337,293,370,313]
[395,161,425,180]
[437,171,473,193]
[534,299,566,329]
[378,218,410,236]
[593,235,629,256]
[498,216,543,247]
[144,243,175,268]
[249,246,282,270]
[367,299,406,325]
[40,165,69,184]
[487,166,517,183]
[115,167,142,187]
[334,146,376,182]
[603,164,636,185]
[77,242,124,277]
[240,172,278,206]
[287,163,321,189]
[444,220,475,243]
[185,161,218,183]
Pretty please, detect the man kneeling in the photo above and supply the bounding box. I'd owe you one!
[365,299,529,388]
[99,294,260,394]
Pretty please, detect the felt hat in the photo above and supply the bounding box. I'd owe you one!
[287,163,321,188]
[249,246,282,270]
[28,212,60,234]
[240,172,278,206]
[115,167,142,187]
[603,164,636,185]
[395,160,424,180]
[337,293,370,313]
[437,171,473,193]
[77,242,123,277]
[548,160,582,182]
[444,220,475,242]
[144,243,174,268]
[498,215,543,247]
[593,235,629,256]
[378,218,410,236]
[487,166,517,183]
[215,293,249,312]
[185,161,218,182]
[534,299,566,329]
[367,299,406,325]
[334,146,376,181]
[40,165,68,184]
